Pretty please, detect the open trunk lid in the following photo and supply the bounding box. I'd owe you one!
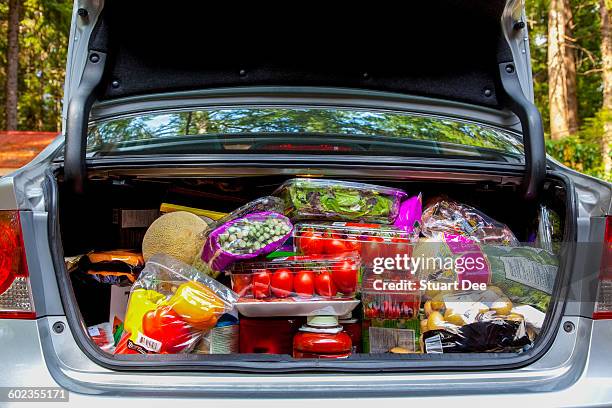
[62,0,545,199]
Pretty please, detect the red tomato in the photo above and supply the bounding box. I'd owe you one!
[232,274,252,297]
[324,237,349,254]
[296,230,324,254]
[367,236,385,242]
[332,258,359,294]
[344,241,362,252]
[271,268,293,298]
[252,270,271,299]
[391,236,412,257]
[141,306,192,353]
[314,271,337,297]
[293,270,315,297]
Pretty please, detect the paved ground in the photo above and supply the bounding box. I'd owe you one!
[0,131,57,175]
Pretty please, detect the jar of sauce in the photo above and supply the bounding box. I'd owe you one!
[293,316,352,359]
[339,312,362,353]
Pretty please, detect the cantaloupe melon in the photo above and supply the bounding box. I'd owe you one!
[142,211,208,264]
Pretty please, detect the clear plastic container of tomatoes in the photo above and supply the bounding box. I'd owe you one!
[230,253,362,301]
[293,222,416,268]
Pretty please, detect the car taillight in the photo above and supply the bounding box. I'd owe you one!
[593,216,612,320]
[0,211,35,319]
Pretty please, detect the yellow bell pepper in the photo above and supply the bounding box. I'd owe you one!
[168,281,225,330]
[123,289,165,337]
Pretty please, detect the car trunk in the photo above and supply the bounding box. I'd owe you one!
[48,165,574,372]
[51,0,568,372]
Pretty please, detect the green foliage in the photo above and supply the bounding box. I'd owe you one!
[0,0,72,131]
[0,0,609,182]
[545,109,611,180]
[527,0,609,180]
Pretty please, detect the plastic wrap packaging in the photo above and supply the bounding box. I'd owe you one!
[194,314,239,354]
[362,292,420,320]
[422,197,518,245]
[204,196,285,234]
[532,205,562,252]
[419,288,535,353]
[274,178,407,223]
[363,318,421,353]
[422,318,531,353]
[231,254,362,300]
[80,250,144,284]
[114,254,238,355]
[414,235,557,312]
[69,250,143,326]
[194,211,293,277]
[293,222,415,267]
[393,193,423,235]
[88,322,115,353]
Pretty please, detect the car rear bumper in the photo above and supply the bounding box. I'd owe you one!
[1,316,610,407]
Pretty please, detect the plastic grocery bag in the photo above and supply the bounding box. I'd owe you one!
[414,236,558,312]
[114,254,238,355]
[422,318,531,353]
[393,193,423,236]
[422,197,518,245]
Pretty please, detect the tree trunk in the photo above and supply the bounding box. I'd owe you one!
[5,0,21,131]
[548,0,579,140]
[601,0,612,176]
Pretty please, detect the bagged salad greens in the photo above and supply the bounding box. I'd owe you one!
[274,178,407,223]
[115,254,238,355]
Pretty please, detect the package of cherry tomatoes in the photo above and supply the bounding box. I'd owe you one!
[114,254,238,355]
[293,222,416,267]
[231,253,362,300]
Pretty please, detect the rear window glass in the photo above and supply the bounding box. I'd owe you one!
[86,108,524,163]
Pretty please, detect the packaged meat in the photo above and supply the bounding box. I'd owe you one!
[114,254,238,355]
[274,178,407,223]
[422,197,518,245]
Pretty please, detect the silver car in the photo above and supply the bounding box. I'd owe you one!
[0,0,611,406]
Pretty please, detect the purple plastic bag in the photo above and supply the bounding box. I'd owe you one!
[199,211,293,272]
[393,194,422,236]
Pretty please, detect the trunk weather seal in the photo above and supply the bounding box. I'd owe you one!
[46,166,576,374]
